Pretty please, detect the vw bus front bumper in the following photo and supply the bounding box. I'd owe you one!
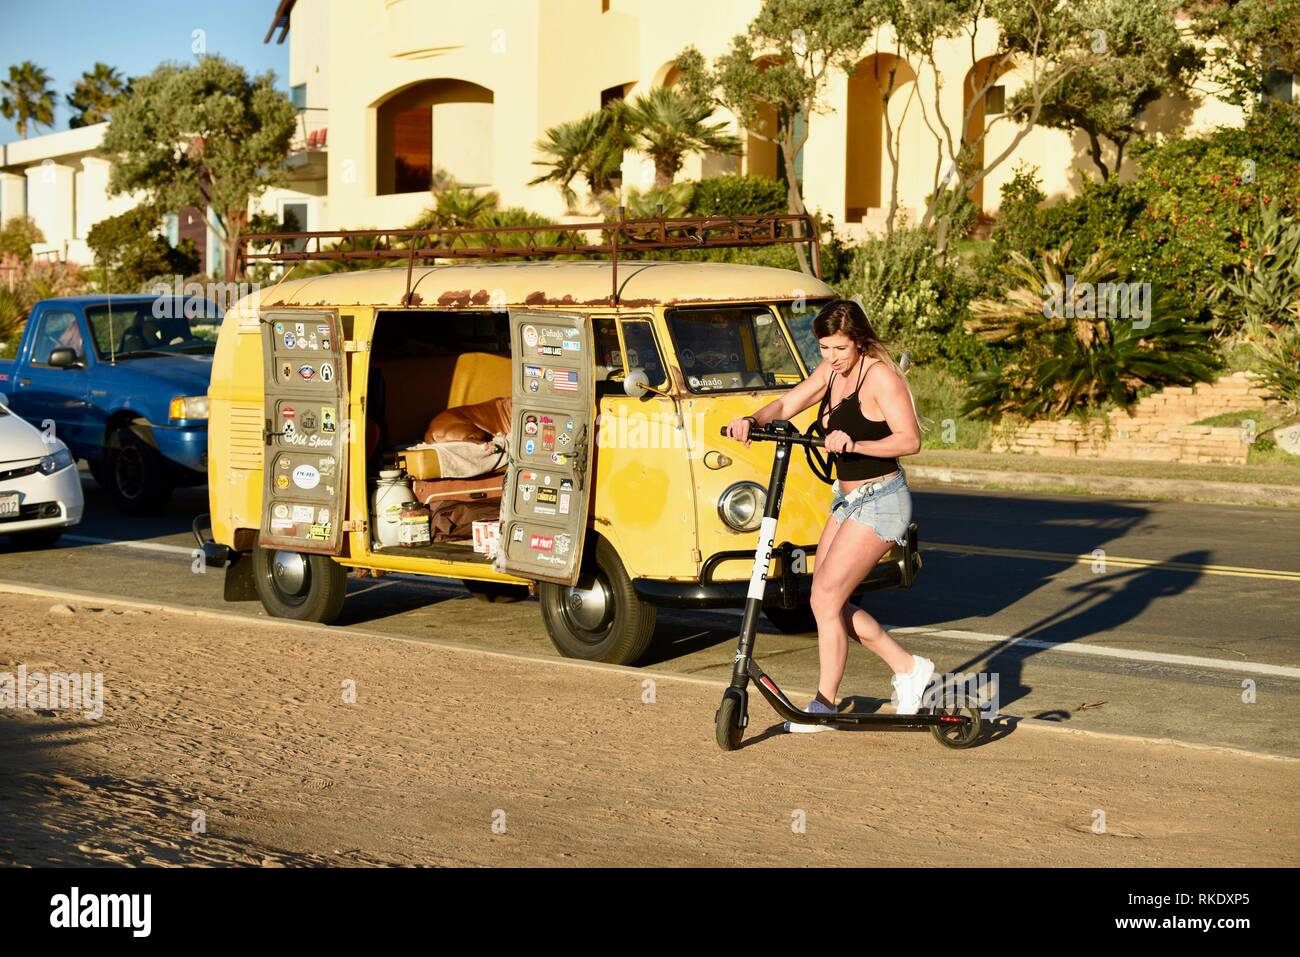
[632,525,921,609]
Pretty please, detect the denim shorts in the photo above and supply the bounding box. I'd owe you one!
[830,470,912,546]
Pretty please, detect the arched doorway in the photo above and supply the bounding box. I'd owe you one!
[844,53,917,224]
[962,56,1011,212]
[375,79,494,195]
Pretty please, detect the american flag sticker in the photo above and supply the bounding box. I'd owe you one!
[553,369,579,392]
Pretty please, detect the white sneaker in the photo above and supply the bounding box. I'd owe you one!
[892,656,935,715]
[784,697,837,733]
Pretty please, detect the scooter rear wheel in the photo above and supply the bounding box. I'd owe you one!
[715,693,745,751]
[929,702,982,749]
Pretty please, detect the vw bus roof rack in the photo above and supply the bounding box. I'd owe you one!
[241,208,823,306]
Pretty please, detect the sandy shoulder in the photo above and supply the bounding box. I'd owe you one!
[0,593,1294,867]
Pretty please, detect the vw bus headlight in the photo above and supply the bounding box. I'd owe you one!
[169,395,209,420]
[718,482,766,532]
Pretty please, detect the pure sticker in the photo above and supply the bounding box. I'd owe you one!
[292,465,321,490]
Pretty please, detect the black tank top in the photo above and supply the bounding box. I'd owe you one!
[817,360,899,481]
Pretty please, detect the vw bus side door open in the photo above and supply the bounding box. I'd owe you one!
[493,310,595,586]
[258,309,349,555]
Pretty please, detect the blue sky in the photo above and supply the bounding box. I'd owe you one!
[1,0,290,143]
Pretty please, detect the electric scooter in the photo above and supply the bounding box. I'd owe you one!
[713,419,982,751]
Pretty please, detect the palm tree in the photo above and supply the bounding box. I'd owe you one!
[1,61,57,139]
[621,86,742,190]
[530,109,630,212]
[67,62,126,128]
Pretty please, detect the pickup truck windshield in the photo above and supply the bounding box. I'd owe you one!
[85,299,221,360]
[664,304,802,393]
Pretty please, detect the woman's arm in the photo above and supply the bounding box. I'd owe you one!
[850,366,921,457]
[725,362,830,446]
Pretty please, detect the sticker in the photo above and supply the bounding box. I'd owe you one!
[319,507,330,525]
[523,414,538,435]
[270,518,294,530]
[282,420,296,437]
[321,408,336,433]
[292,504,314,523]
[284,332,297,349]
[272,503,289,519]
[520,485,534,502]
[559,492,571,514]
[523,324,539,347]
[537,487,558,505]
[529,380,539,392]
[275,322,284,334]
[301,410,318,431]
[562,340,580,351]
[524,439,535,455]
[298,364,316,380]
[542,425,556,450]
[558,432,571,446]
[565,419,574,431]
[512,526,525,542]
[321,338,330,350]
[553,369,579,392]
[319,362,334,382]
[543,475,552,486]
[280,361,293,380]
[530,534,554,552]
[534,506,556,516]
[682,349,695,367]
[292,464,321,490]
[308,524,329,540]
[278,456,291,470]
[550,452,566,464]
[524,364,542,378]
[538,345,562,357]
[308,335,318,350]
[295,323,305,337]
[275,475,290,490]
[282,406,296,420]
[544,368,554,381]
[555,533,571,557]
[565,327,578,337]
[317,324,329,335]
[317,456,337,477]
[559,479,573,491]
[627,349,639,366]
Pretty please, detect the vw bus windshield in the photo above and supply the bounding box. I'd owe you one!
[775,298,835,373]
[664,304,802,393]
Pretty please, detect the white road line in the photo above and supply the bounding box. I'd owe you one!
[885,624,1300,679]
[63,534,194,556]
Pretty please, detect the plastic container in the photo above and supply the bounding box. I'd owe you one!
[371,469,417,548]
[398,503,432,547]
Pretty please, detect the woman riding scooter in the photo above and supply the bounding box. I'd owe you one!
[726,299,931,732]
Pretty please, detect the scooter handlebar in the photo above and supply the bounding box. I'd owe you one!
[719,423,825,448]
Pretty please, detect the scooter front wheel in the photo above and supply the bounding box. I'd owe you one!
[715,692,745,751]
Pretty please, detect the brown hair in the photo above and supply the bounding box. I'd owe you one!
[812,299,899,372]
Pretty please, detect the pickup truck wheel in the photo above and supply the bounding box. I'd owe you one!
[539,537,655,665]
[252,545,347,623]
[106,426,173,515]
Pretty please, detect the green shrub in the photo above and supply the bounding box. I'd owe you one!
[687,174,787,217]
[0,216,45,262]
[86,205,199,292]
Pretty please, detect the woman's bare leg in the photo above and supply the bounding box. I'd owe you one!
[809,517,903,704]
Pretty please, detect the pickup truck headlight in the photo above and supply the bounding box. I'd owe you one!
[38,447,75,475]
[169,395,209,421]
[718,482,767,532]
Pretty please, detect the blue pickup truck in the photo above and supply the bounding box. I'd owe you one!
[0,295,217,514]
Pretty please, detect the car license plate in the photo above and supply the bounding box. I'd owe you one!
[0,492,19,519]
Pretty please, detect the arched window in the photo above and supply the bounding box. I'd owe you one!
[375,79,495,195]
[844,53,917,223]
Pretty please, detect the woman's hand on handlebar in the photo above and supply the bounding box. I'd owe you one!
[824,429,853,454]
[725,416,754,447]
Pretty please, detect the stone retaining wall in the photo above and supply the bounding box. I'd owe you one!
[989,373,1278,464]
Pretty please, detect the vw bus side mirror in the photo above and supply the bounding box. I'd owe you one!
[624,368,651,398]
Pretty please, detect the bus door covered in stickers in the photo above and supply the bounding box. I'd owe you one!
[258,309,348,555]
[493,311,595,586]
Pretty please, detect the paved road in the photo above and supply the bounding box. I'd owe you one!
[3,469,1297,757]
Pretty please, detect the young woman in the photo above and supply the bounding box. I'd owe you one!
[725,299,933,732]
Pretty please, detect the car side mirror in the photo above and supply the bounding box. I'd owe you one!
[48,347,82,369]
[623,368,650,398]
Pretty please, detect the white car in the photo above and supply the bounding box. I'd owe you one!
[0,398,83,547]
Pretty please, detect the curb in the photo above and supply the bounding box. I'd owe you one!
[1,579,1294,763]
[909,465,1300,508]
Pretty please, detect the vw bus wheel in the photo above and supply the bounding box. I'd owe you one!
[539,537,655,665]
[253,545,348,624]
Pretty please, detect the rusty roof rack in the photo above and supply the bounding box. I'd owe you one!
[241,208,823,306]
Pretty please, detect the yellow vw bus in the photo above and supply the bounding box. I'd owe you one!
[203,216,921,665]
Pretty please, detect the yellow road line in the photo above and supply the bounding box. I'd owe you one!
[925,542,1300,582]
